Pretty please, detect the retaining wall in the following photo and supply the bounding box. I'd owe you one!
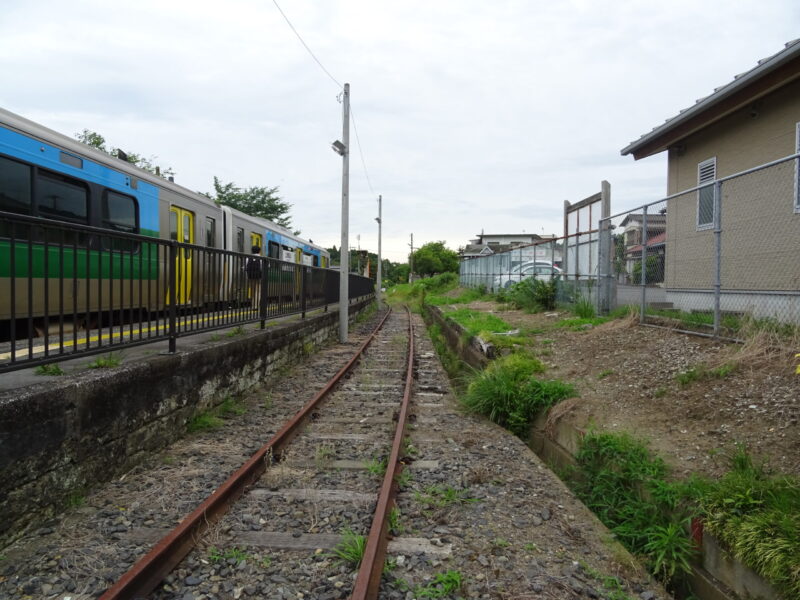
[0,300,373,544]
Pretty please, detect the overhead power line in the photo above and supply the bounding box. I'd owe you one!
[270,0,376,194]
[271,0,342,89]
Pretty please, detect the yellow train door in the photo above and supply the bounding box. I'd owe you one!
[169,206,194,304]
[250,233,263,253]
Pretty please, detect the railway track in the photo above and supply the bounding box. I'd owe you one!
[100,306,418,599]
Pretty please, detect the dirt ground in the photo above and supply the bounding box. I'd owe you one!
[448,299,800,481]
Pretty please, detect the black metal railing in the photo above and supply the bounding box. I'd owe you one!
[0,211,374,372]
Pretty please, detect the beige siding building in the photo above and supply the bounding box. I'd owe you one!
[621,40,800,319]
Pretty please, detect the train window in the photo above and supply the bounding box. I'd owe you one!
[169,210,178,240]
[267,240,280,259]
[59,152,83,169]
[102,190,138,252]
[236,227,244,253]
[102,191,137,233]
[35,170,88,224]
[205,217,216,247]
[0,155,32,216]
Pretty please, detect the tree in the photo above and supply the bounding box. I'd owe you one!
[75,129,175,178]
[211,176,293,229]
[410,241,459,277]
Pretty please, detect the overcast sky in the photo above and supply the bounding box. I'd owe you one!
[2,1,797,262]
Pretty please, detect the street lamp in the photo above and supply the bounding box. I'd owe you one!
[375,195,382,307]
[333,83,350,343]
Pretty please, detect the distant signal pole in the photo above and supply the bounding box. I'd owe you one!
[409,233,414,283]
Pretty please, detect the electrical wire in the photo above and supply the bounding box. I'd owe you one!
[271,0,342,89]
[350,107,375,196]
[270,0,377,195]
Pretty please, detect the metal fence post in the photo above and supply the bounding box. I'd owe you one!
[640,205,648,324]
[259,257,267,329]
[301,266,308,319]
[167,242,177,353]
[598,218,610,315]
[713,180,722,336]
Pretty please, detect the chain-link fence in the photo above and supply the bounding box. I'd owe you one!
[599,151,800,334]
[460,185,609,312]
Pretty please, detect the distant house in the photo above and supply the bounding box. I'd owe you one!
[621,39,800,318]
[461,232,562,266]
[617,214,667,283]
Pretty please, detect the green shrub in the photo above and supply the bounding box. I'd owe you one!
[699,447,800,598]
[568,432,696,583]
[573,295,596,319]
[507,278,558,311]
[462,354,573,437]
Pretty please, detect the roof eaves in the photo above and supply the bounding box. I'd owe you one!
[621,39,800,158]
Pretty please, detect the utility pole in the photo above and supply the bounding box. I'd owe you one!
[375,195,382,307]
[408,233,414,284]
[334,83,350,343]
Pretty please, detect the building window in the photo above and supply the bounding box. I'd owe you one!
[795,122,800,212]
[205,216,216,247]
[697,157,716,230]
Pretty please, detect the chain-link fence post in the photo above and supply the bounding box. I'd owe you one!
[639,205,648,324]
[713,179,722,336]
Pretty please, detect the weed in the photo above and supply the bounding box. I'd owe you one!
[217,395,246,417]
[226,325,245,337]
[302,341,314,356]
[653,387,667,398]
[675,368,702,386]
[35,363,65,376]
[676,362,736,386]
[567,432,696,585]
[161,454,176,465]
[462,353,574,438]
[698,446,800,598]
[208,546,252,564]
[555,316,610,331]
[414,485,477,508]
[315,445,335,465]
[187,412,223,433]
[260,555,272,568]
[67,493,85,508]
[523,542,538,552]
[413,570,463,598]
[598,369,614,379]
[492,537,510,548]
[403,437,418,457]
[330,528,367,567]
[263,395,273,410]
[388,507,403,533]
[581,563,636,600]
[573,295,596,319]
[209,333,222,342]
[395,470,412,489]
[365,456,388,476]
[88,353,121,368]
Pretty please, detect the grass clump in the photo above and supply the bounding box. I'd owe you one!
[415,485,477,508]
[87,353,121,368]
[444,308,512,338]
[330,528,367,567]
[675,362,736,386]
[35,363,65,376]
[187,411,223,433]
[462,353,574,437]
[698,447,800,598]
[555,316,610,331]
[412,570,463,598]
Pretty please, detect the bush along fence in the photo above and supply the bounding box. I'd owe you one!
[420,300,799,599]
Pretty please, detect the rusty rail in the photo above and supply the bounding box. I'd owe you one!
[351,305,415,599]
[100,307,393,600]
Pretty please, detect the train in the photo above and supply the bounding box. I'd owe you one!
[0,106,331,340]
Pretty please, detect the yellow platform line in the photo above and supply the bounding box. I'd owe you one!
[0,307,277,361]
